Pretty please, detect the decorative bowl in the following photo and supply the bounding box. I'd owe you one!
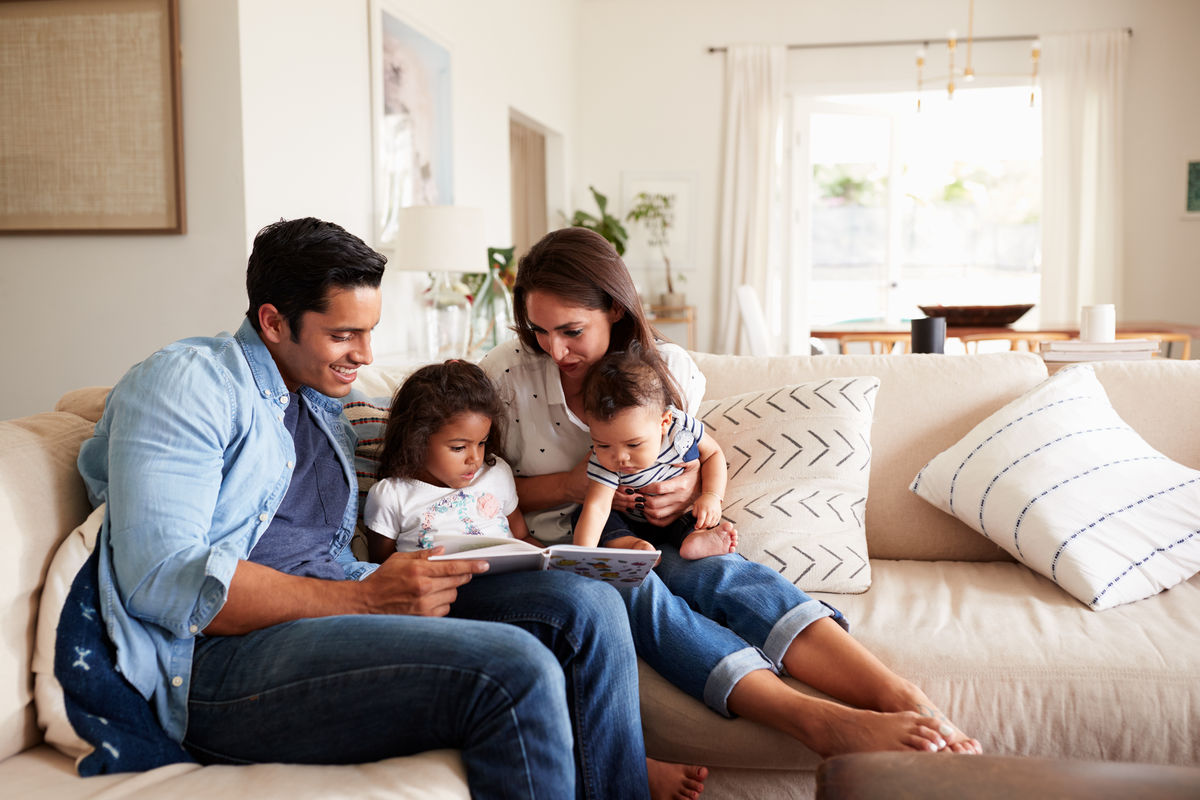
[916,303,1035,328]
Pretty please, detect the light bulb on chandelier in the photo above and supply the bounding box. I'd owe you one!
[913,1,1041,111]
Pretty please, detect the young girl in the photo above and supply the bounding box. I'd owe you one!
[574,345,738,560]
[364,360,539,562]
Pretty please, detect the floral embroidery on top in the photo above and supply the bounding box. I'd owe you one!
[418,490,510,548]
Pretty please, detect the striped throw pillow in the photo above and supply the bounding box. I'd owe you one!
[911,364,1200,610]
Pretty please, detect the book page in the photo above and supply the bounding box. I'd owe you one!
[427,534,547,575]
[544,545,661,586]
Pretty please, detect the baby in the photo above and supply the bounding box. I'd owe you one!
[573,345,737,560]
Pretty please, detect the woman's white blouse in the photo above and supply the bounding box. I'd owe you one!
[479,339,706,543]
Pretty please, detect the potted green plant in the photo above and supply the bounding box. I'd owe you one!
[569,186,629,255]
[625,191,683,306]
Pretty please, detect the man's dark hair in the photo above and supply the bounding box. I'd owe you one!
[246,217,387,339]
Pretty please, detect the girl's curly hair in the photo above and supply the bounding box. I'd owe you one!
[581,343,683,423]
[378,360,505,480]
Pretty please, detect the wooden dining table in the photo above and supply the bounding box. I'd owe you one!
[811,319,1200,353]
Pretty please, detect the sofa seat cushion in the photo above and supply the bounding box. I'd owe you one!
[0,744,469,799]
[640,559,1200,769]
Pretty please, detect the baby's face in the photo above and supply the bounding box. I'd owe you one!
[588,405,671,474]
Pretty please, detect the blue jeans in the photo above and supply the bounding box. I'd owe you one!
[621,547,847,716]
[184,570,647,800]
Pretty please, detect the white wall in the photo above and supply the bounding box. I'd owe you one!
[4,0,1196,419]
[0,0,580,420]
[576,0,1200,351]
[0,0,248,420]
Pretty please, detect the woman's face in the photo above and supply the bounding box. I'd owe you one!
[524,290,621,380]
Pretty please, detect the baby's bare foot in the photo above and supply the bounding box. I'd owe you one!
[647,757,707,800]
[679,522,737,559]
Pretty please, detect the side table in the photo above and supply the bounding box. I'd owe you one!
[647,304,696,350]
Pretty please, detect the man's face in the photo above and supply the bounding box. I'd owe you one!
[262,285,382,397]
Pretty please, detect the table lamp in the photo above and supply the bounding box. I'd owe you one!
[390,205,486,361]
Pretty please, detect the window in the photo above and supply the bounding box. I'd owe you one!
[794,86,1042,327]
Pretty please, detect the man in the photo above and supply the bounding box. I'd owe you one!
[75,218,700,799]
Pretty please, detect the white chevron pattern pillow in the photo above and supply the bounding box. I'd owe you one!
[698,377,879,593]
[910,365,1200,610]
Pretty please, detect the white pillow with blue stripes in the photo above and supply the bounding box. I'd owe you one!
[910,364,1200,610]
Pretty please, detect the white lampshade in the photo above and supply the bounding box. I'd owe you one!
[390,205,487,273]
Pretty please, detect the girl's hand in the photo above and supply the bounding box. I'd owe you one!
[634,460,702,525]
[692,493,722,530]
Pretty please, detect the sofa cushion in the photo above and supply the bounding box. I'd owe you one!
[698,378,879,592]
[641,559,1200,769]
[32,505,104,762]
[691,352,1048,561]
[0,744,469,799]
[911,364,1200,609]
[0,412,96,762]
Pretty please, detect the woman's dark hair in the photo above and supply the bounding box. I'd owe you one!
[581,344,683,423]
[378,360,505,480]
[512,227,658,356]
[246,217,387,339]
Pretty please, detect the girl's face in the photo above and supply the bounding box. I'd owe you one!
[524,290,622,380]
[588,405,672,474]
[420,411,492,489]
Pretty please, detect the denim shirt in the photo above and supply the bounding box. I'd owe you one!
[77,320,377,743]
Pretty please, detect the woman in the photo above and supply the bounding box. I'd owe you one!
[480,227,981,757]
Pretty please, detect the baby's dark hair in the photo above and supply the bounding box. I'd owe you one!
[378,360,505,480]
[581,344,683,423]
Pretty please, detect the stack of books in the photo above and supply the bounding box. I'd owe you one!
[1039,339,1160,363]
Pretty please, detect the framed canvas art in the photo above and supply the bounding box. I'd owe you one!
[369,1,454,247]
[0,0,184,233]
[1186,159,1200,219]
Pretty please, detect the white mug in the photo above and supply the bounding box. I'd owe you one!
[1080,304,1116,342]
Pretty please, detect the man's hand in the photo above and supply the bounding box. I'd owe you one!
[620,460,702,524]
[362,549,489,617]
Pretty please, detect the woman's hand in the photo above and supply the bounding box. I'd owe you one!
[626,459,702,525]
[514,456,592,512]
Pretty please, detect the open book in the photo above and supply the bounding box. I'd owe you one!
[428,534,660,587]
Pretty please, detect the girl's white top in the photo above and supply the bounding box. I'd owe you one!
[364,458,519,550]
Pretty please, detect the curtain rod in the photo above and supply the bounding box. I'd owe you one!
[705,28,1132,54]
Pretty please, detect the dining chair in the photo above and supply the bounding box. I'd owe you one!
[1115,331,1192,360]
[960,331,1072,354]
[838,332,911,354]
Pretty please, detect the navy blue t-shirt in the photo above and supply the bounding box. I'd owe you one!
[248,394,349,580]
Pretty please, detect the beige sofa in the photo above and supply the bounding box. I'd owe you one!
[3,352,1199,799]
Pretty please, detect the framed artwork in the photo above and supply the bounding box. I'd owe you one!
[0,0,184,234]
[369,1,454,247]
[620,171,696,278]
[1186,159,1200,219]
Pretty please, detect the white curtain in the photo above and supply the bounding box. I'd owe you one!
[715,45,785,354]
[1040,30,1129,326]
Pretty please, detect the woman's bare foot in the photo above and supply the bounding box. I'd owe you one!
[679,521,738,559]
[807,704,950,757]
[882,688,982,754]
[647,757,707,799]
